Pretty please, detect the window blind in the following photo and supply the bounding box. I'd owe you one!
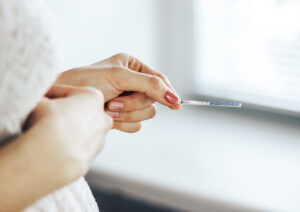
[194,0,300,113]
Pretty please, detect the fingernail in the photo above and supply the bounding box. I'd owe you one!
[109,101,124,110]
[164,90,180,105]
[170,104,182,110]
[106,111,119,118]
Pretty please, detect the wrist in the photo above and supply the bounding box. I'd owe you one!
[25,120,84,183]
[0,128,73,211]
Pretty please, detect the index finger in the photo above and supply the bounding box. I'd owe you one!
[118,53,178,94]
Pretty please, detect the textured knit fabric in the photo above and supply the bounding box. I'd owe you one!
[0,0,99,211]
[24,178,99,212]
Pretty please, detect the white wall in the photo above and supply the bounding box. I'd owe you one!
[46,0,160,70]
[45,0,195,97]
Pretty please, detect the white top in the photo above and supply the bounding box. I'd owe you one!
[0,0,98,211]
[0,0,61,143]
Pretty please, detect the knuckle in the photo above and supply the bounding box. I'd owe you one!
[156,71,165,78]
[157,72,169,82]
[129,57,141,71]
[148,75,163,90]
[109,53,130,66]
[109,67,127,78]
[115,52,129,59]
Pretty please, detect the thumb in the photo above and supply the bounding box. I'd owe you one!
[46,84,78,98]
[114,69,181,107]
[46,85,104,104]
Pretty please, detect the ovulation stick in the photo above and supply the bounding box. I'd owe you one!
[181,100,242,108]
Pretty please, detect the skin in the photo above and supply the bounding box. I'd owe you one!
[56,53,182,133]
[0,85,112,212]
[0,53,181,211]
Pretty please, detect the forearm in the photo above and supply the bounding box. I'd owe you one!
[0,124,72,212]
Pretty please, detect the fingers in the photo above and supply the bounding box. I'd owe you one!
[108,53,181,109]
[107,104,156,133]
[127,55,176,92]
[114,53,178,94]
[107,92,154,112]
[106,104,157,122]
[106,92,157,133]
[112,68,180,107]
[113,121,142,133]
[93,53,182,110]
[46,84,113,130]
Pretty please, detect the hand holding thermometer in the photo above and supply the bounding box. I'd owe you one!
[181,100,242,108]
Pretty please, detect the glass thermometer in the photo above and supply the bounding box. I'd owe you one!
[181,100,242,108]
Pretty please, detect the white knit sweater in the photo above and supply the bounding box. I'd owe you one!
[0,0,98,211]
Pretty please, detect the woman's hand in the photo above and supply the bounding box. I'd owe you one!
[27,85,113,176]
[55,53,181,133]
[0,85,112,212]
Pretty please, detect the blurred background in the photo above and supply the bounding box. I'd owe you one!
[47,0,300,211]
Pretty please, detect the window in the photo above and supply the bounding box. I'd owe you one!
[194,0,300,113]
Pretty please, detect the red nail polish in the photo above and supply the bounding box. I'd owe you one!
[164,90,179,105]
